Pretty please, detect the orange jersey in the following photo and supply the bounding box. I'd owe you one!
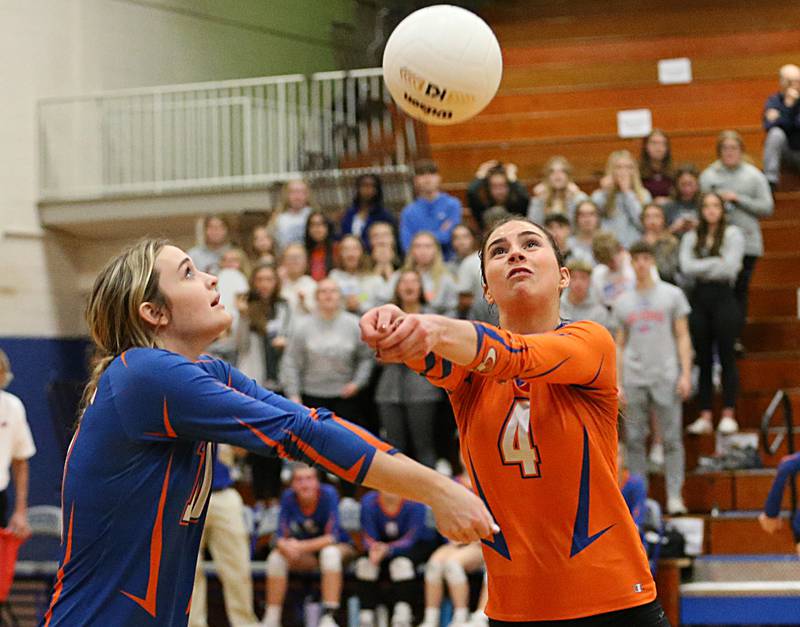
[409,320,655,621]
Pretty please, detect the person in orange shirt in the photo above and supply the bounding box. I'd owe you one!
[361,216,669,626]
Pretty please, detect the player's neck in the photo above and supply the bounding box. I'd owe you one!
[160,334,210,362]
[499,300,561,335]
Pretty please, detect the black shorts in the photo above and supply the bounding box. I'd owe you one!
[0,490,7,527]
[489,600,670,627]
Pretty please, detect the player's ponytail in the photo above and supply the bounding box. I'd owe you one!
[80,239,169,413]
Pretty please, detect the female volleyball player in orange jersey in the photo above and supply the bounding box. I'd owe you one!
[42,240,492,626]
[361,217,670,626]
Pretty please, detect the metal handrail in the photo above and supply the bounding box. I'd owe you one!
[760,388,797,528]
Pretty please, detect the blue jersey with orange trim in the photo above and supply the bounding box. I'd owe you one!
[764,452,800,539]
[408,320,655,621]
[278,483,349,544]
[42,348,393,627]
[360,491,433,557]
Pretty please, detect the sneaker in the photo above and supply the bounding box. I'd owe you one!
[391,602,413,627]
[686,416,713,435]
[468,611,489,627]
[648,442,665,468]
[318,614,339,627]
[359,609,375,627]
[667,497,688,516]
[717,416,739,435]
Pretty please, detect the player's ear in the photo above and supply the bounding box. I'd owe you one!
[139,301,169,329]
[483,283,494,306]
[558,266,570,293]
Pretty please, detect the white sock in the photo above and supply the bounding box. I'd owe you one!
[264,605,282,625]
[452,608,469,624]
[423,607,439,626]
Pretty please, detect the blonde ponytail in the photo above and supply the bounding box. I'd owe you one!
[80,239,169,414]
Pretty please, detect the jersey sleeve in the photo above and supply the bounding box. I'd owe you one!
[114,349,393,486]
[404,352,471,394]
[764,452,800,518]
[464,320,617,390]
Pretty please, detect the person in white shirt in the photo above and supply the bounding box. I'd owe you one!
[270,179,314,252]
[0,349,36,538]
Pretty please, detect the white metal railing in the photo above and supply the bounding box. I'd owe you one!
[37,69,424,203]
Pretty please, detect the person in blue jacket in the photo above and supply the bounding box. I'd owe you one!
[354,490,437,627]
[340,174,397,249]
[399,161,462,261]
[40,239,494,627]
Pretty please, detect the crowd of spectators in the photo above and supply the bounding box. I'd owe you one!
[176,67,799,626]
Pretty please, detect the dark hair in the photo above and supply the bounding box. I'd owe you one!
[414,159,439,175]
[352,173,384,209]
[694,192,728,257]
[544,213,571,228]
[476,165,524,212]
[628,241,656,257]
[478,216,565,287]
[640,129,673,179]
[304,210,335,274]
[247,262,285,334]
[391,269,429,309]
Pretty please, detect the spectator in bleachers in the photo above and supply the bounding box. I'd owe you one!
[680,192,745,435]
[280,279,373,430]
[699,130,773,346]
[614,241,692,516]
[235,263,291,505]
[189,444,258,627]
[250,223,277,265]
[592,150,651,248]
[354,491,437,627]
[270,179,314,251]
[567,200,601,266]
[449,224,482,319]
[419,475,483,627]
[305,210,338,282]
[263,464,354,627]
[340,174,396,247]
[397,232,458,316]
[369,239,399,304]
[0,349,34,539]
[279,242,317,315]
[367,220,401,262]
[763,64,800,189]
[528,156,588,225]
[209,247,251,362]
[640,129,674,204]
[400,161,462,260]
[589,231,636,309]
[375,270,444,468]
[560,259,611,330]
[188,214,231,274]
[543,213,574,264]
[641,204,681,285]
[329,235,384,315]
[467,160,529,229]
[663,164,701,237]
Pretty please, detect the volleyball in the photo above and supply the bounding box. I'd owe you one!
[382,5,503,126]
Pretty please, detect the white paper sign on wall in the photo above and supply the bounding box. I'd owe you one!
[658,57,693,85]
[617,109,652,138]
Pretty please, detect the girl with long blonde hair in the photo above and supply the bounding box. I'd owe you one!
[528,156,588,224]
[42,239,493,626]
[591,150,652,248]
[399,231,458,316]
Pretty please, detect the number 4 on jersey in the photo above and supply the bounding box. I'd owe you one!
[499,399,541,478]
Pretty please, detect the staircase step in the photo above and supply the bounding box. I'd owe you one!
[762,220,800,253]
[737,354,800,392]
[742,318,800,352]
[707,513,795,554]
[750,253,800,286]
[748,285,798,318]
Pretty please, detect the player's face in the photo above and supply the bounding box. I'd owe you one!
[482,220,568,310]
[291,468,320,502]
[153,245,231,344]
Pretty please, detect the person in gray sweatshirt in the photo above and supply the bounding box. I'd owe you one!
[559,258,612,332]
[374,270,444,468]
[699,130,774,339]
[280,278,374,429]
[680,192,745,436]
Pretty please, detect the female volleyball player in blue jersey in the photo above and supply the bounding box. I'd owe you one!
[42,240,493,627]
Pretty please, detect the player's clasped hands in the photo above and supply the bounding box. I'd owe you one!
[360,304,439,363]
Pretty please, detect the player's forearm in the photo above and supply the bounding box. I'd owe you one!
[677,332,693,378]
[427,315,480,365]
[363,451,453,509]
[11,459,29,513]
[298,534,336,553]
